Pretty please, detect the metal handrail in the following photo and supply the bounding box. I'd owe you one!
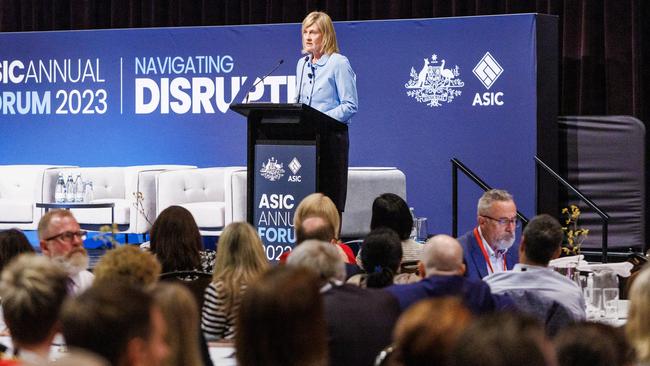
[534,156,610,263]
[451,158,529,237]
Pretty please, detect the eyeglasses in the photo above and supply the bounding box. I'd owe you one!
[45,230,87,242]
[481,215,521,228]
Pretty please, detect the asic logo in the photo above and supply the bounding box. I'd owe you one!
[259,157,285,181]
[287,157,302,182]
[473,52,503,90]
[472,52,504,107]
[288,157,301,174]
[405,53,464,108]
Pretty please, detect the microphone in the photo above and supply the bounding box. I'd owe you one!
[296,55,309,104]
[244,59,284,103]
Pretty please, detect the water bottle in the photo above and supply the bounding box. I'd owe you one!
[83,181,94,203]
[74,174,84,202]
[54,173,66,203]
[65,175,75,202]
[409,207,417,240]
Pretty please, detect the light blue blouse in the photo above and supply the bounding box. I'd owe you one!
[294,53,358,123]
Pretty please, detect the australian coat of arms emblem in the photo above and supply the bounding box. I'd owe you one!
[260,157,285,181]
[405,54,464,107]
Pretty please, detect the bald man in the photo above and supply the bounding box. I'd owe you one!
[385,234,501,314]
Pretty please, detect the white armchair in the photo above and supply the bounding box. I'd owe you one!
[219,167,407,239]
[0,165,76,230]
[42,165,196,234]
[156,167,246,235]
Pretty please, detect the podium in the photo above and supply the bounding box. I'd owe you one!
[230,103,348,259]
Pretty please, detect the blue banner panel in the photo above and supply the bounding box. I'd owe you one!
[254,144,316,260]
[0,14,556,236]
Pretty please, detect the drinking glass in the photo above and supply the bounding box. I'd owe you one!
[415,217,428,242]
[603,288,619,319]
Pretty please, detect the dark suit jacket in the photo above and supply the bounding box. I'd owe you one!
[385,275,497,315]
[457,228,519,281]
[323,283,400,366]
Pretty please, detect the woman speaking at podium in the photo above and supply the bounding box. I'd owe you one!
[295,11,358,216]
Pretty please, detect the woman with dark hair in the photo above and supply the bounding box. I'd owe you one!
[149,205,214,273]
[356,194,423,268]
[236,266,327,366]
[348,228,414,288]
[0,229,34,273]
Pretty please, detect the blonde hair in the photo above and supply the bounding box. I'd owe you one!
[626,267,650,362]
[0,254,68,347]
[213,222,268,313]
[152,283,202,366]
[301,11,339,55]
[93,245,162,289]
[294,193,340,239]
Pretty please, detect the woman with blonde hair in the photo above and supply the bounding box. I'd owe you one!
[626,266,650,365]
[292,193,356,263]
[294,11,358,213]
[152,282,203,366]
[201,222,268,341]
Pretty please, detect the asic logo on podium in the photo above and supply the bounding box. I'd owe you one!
[472,52,504,106]
[288,157,302,182]
[260,157,285,181]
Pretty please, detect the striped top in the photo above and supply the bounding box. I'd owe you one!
[201,280,246,341]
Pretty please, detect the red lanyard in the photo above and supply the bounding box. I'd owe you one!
[473,228,507,274]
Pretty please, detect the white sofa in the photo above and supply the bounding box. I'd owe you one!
[156,167,246,235]
[42,165,196,234]
[0,165,76,230]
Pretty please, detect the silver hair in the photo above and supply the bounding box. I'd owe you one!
[286,240,346,283]
[477,189,514,216]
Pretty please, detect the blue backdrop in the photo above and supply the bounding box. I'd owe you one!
[0,14,557,236]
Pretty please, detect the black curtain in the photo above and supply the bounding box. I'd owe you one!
[2,0,648,239]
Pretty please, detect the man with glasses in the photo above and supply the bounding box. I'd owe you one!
[457,189,520,280]
[38,210,94,294]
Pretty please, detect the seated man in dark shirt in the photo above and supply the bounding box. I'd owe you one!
[386,234,508,314]
[287,240,400,366]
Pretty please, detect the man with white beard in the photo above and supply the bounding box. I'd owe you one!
[38,210,94,294]
[456,189,521,280]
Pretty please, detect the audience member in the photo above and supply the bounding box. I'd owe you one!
[92,245,161,289]
[287,240,400,366]
[356,193,422,266]
[293,193,355,263]
[150,205,215,274]
[386,234,499,314]
[236,266,327,366]
[485,214,586,321]
[450,312,556,366]
[389,297,473,366]
[201,222,268,341]
[0,229,35,334]
[626,267,650,365]
[0,229,35,272]
[456,189,520,280]
[0,254,68,365]
[293,215,361,279]
[38,210,93,294]
[348,228,415,288]
[554,322,634,366]
[152,283,204,366]
[61,283,169,366]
